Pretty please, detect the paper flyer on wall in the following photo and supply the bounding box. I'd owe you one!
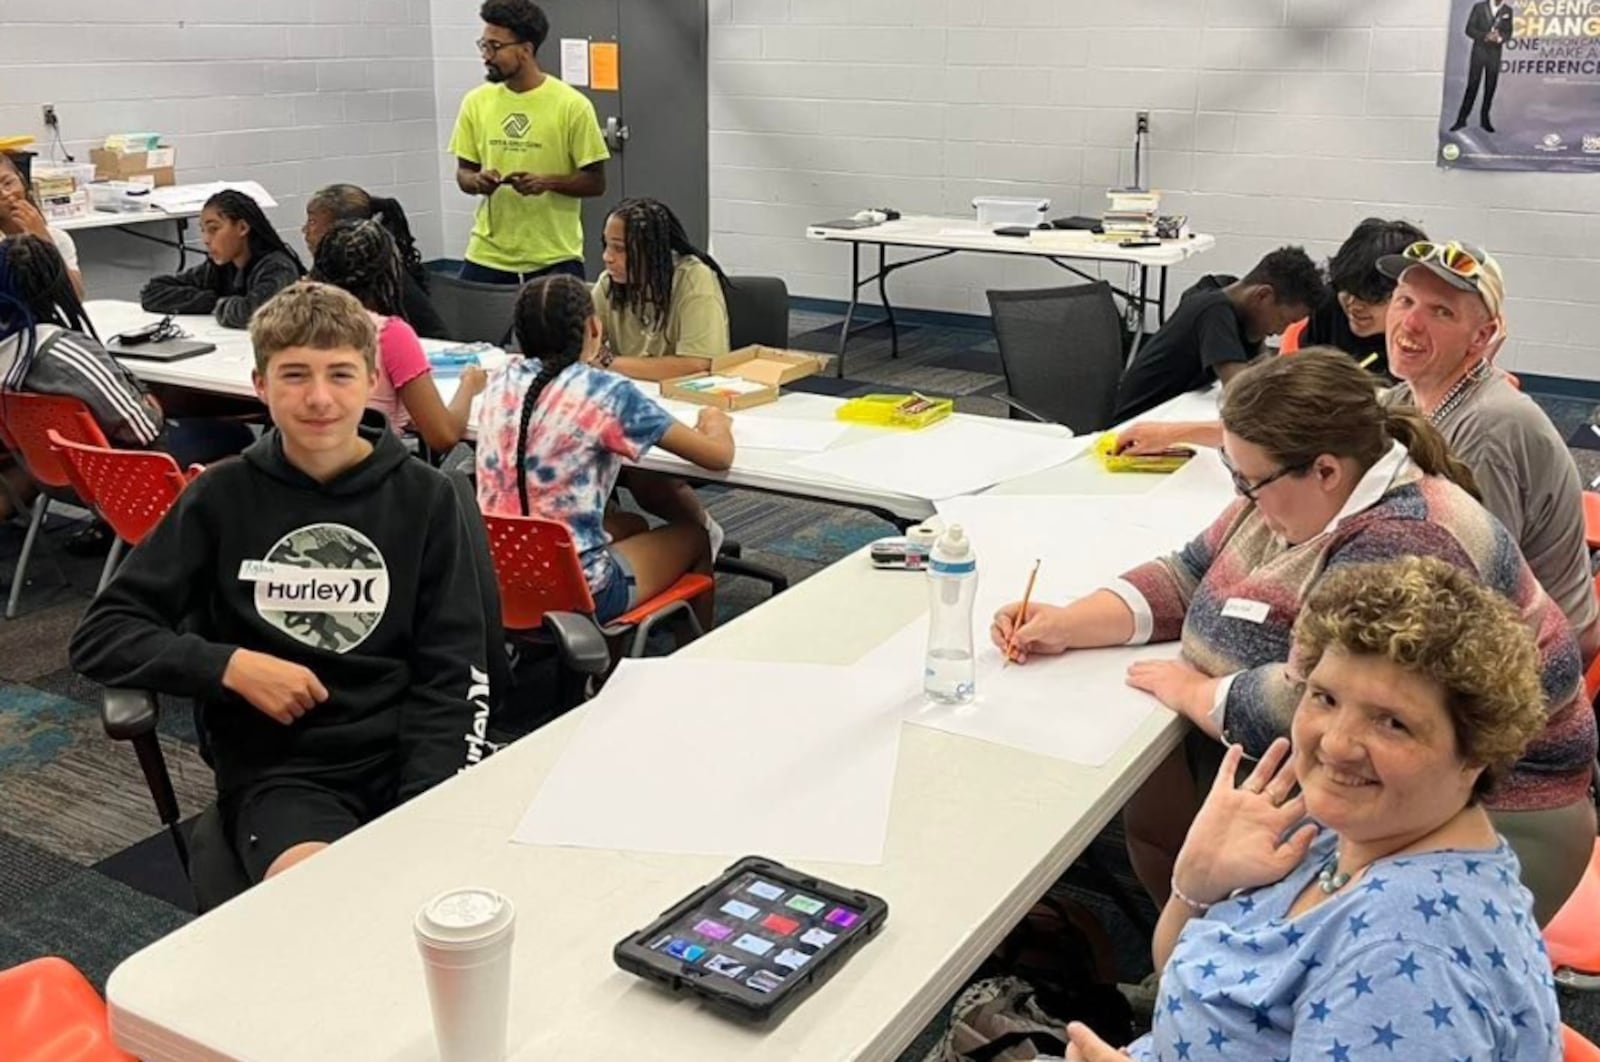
[1437,0,1600,171]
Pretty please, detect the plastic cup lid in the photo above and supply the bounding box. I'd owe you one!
[416,887,515,946]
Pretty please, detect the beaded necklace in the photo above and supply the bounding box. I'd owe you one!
[1426,359,1493,426]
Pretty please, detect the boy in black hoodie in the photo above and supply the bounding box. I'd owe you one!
[71,281,488,883]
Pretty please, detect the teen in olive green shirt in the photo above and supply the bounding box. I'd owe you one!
[449,0,609,282]
[594,199,731,383]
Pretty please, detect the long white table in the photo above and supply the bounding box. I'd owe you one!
[806,216,1216,375]
[104,387,1228,1060]
[87,300,1097,526]
[57,180,277,270]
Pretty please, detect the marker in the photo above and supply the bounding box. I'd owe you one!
[1358,353,1379,370]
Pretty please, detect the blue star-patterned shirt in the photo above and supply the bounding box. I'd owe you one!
[1126,830,1559,1061]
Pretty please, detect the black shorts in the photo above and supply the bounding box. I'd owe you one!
[220,753,400,882]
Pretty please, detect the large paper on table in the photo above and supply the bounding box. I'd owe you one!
[865,617,1178,767]
[791,418,1092,500]
[656,398,849,452]
[512,659,904,864]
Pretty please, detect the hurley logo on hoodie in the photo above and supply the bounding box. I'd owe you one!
[243,523,392,653]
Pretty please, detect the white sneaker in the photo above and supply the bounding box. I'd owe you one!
[705,514,726,560]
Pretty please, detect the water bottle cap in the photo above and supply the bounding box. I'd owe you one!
[935,523,972,560]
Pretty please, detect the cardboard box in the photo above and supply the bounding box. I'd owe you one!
[90,146,176,187]
[660,346,825,411]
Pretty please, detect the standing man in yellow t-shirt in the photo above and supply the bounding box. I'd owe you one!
[449,0,611,284]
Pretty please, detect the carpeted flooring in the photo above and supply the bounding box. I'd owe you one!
[1,309,1597,1052]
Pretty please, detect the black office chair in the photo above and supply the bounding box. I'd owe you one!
[986,282,1126,435]
[725,275,791,351]
[706,275,794,596]
[429,272,521,347]
[98,472,604,912]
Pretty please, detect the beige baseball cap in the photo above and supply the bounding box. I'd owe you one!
[1377,239,1505,324]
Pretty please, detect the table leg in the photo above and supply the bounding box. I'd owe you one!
[1157,266,1169,326]
[877,244,900,360]
[836,242,862,378]
[1138,264,1150,336]
[176,218,189,270]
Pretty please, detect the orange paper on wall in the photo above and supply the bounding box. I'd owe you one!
[590,41,619,91]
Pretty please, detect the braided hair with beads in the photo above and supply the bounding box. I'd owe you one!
[512,274,596,515]
[603,198,727,334]
[310,219,408,319]
[307,183,431,291]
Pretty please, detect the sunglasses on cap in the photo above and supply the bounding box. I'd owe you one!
[1402,241,1484,280]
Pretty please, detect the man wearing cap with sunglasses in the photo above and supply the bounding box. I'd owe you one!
[1378,240,1599,661]
[1116,239,1599,662]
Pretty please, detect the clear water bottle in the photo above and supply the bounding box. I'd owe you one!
[925,524,978,705]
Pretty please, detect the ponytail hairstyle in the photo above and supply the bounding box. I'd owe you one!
[511,274,596,515]
[309,219,407,318]
[0,235,97,410]
[1220,347,1480,500]
[307,183,429,291]
[204,189,306,284]
[603,197,727,332]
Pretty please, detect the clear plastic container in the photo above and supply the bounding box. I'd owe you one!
[925,524,978,705]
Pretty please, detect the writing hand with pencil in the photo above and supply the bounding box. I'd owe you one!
[991,564,1072,665]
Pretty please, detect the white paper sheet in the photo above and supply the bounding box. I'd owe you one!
[559,38,590,86]
[932,496,1190,619]
[512,659,904,864]
[792,418,1091,500]
[145,180,277,214]
[655,399,849,452]
[864,617,1178,767]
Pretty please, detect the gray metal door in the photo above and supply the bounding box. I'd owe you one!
[536,0,708,277]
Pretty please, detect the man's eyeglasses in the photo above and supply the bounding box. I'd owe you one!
[1219,451,1312,502]
[476,38,525,56]
[1402,240,1484,281]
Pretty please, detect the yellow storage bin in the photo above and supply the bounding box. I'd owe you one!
[1093,432,1193,473]
[836,393,954,430]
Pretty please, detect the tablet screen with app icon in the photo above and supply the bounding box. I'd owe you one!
[614,856,888,1023]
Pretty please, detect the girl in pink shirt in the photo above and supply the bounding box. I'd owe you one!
[311,220,485,449]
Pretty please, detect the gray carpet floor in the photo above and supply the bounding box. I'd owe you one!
[1,308,1596,1053]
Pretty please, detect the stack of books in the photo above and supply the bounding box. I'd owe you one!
[1101,189,1161,240]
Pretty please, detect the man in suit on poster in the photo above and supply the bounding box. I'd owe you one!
[1451,0,1515,133]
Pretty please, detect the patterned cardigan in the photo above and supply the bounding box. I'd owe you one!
[1113,458,1595,812]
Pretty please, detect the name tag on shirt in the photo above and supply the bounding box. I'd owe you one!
[1221,598,1271,624]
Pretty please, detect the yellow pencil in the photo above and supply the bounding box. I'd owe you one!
[1004,559,1041,667]
[1358,353,1379,370]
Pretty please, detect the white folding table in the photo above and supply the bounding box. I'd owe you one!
[806,216,1216,375]
[103,386,1229,1061]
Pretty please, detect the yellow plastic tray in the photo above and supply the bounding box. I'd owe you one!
[1093,432,1193,473]
[836,393,954,430]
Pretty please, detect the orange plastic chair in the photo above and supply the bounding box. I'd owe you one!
[1547,837,1600,991]
[1277,318,1307,355]
[1582,492,1600,552]
[1566,1024,1600,1061]
[0,391,108,618]
[47,430,200,591]
[0,956,135,1062]
[482,511,713,658]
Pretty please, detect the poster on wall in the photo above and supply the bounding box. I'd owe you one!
[1437,0,1600,171]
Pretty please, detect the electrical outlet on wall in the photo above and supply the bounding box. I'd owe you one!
[1136,110,1149,134]
[41,104,58,128]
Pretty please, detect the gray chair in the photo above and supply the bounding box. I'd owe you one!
[725,275,790,349]
[429,272,522,347]
[986,282,1126,435]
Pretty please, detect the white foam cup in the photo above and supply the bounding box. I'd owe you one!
[414,887,516,1062]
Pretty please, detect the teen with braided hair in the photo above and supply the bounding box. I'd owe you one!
[302,183,448,339]
[141,189,304,328]
[311,219,484,451]
[594,197,730,384]
[477,275,734,626]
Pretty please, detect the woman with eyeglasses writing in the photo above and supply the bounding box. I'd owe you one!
[993,349,1596,925]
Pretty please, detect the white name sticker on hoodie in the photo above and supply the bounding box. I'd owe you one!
[249,523,391,653]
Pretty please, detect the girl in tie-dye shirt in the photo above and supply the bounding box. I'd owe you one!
[476,274,735,625]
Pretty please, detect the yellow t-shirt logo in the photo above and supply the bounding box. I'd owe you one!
[502,113,530,139]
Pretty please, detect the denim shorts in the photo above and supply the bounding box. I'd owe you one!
[590,548,639,624]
